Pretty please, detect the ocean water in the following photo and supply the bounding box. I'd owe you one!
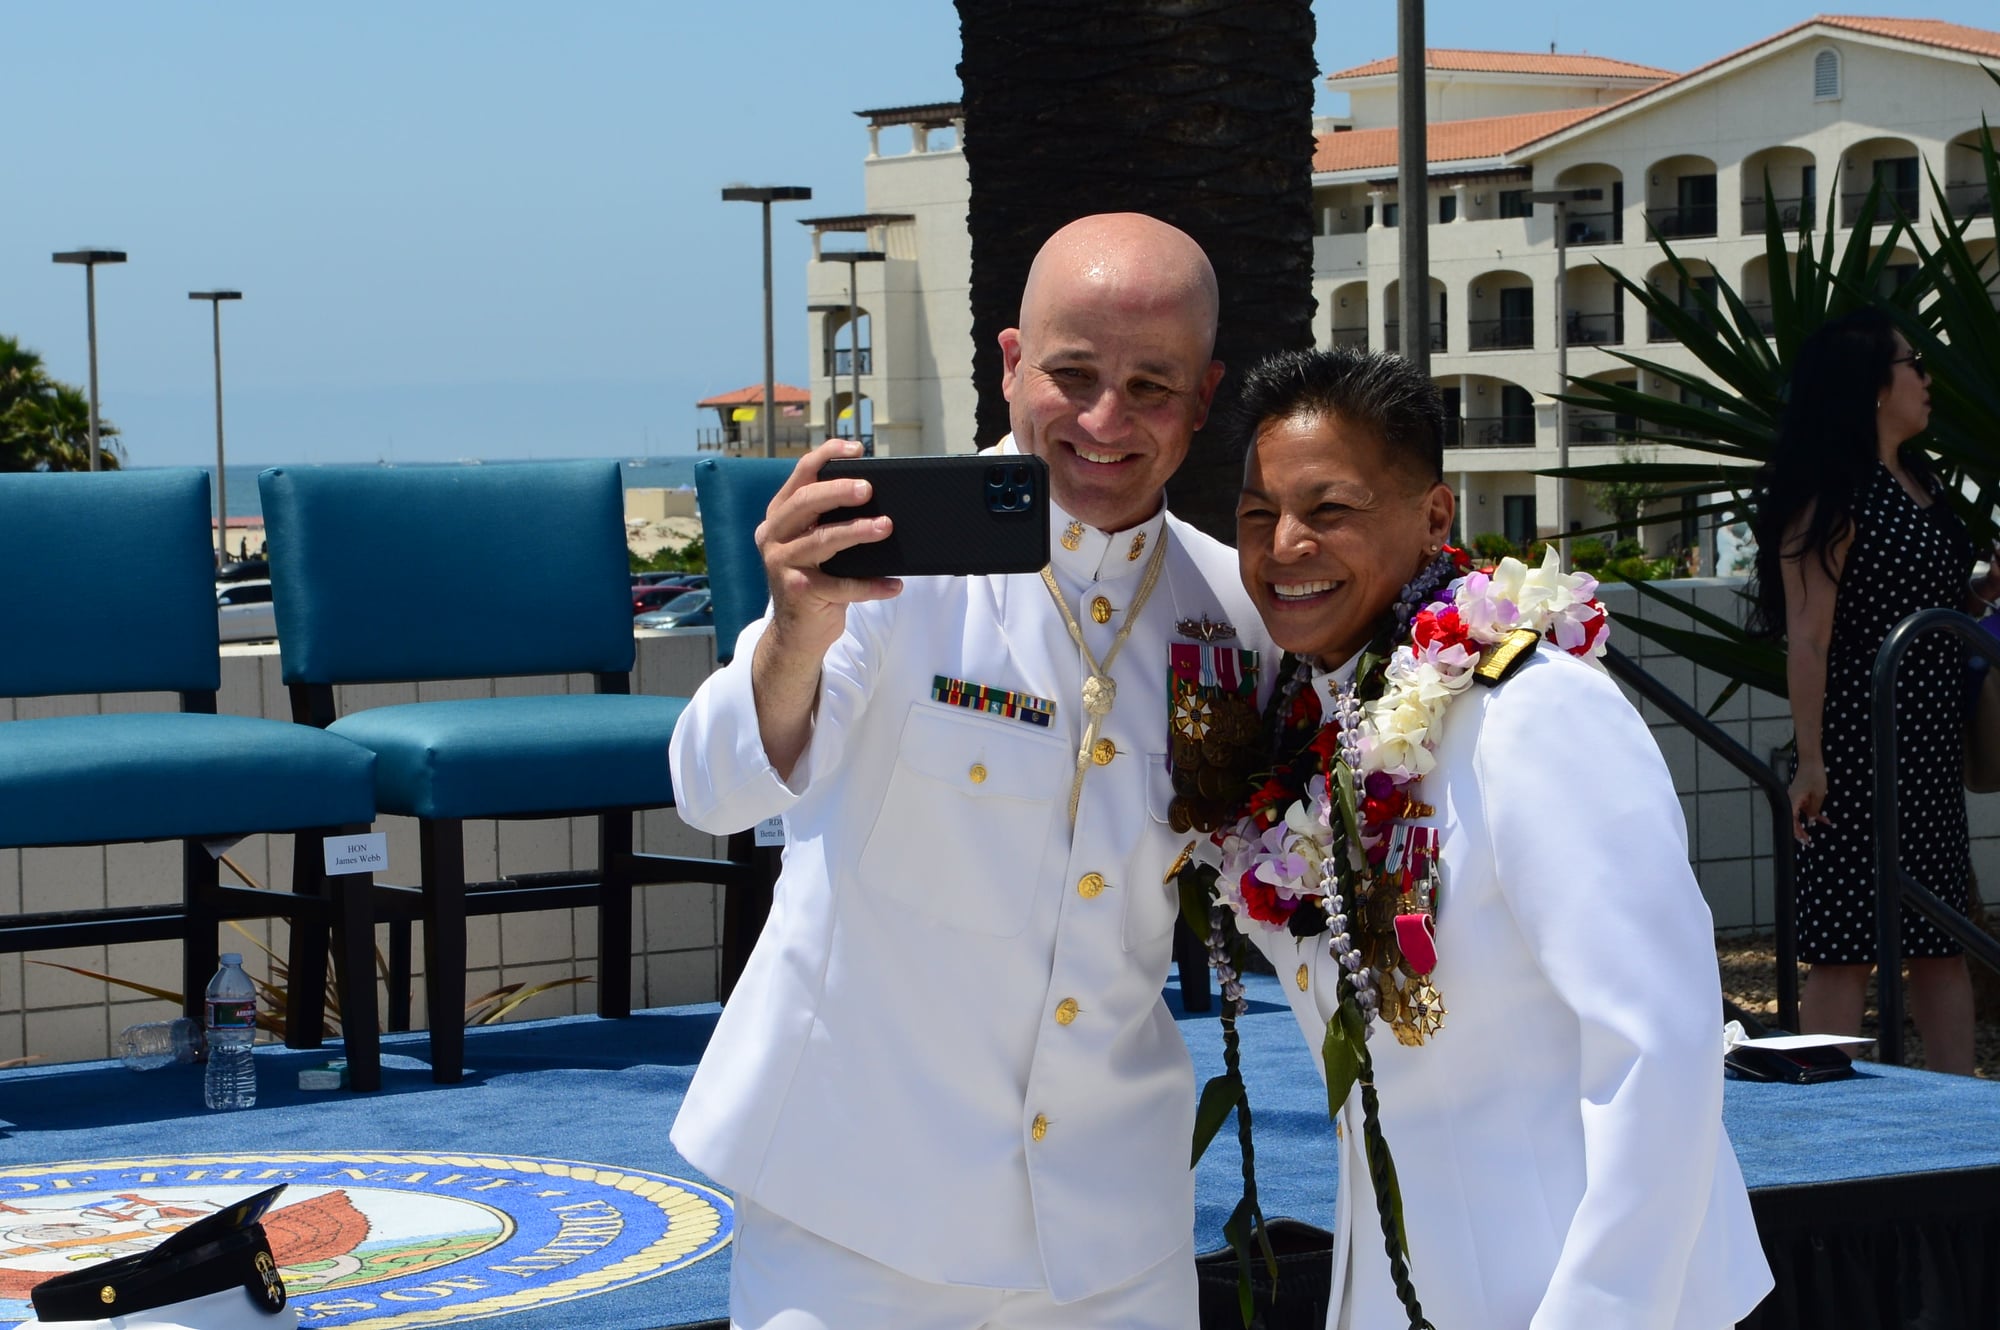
[137,455,706,520]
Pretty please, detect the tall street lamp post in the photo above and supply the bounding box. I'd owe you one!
[1396,0,1430,377]
[1526,188,1603,547]
[819,249,885,456]
[189,291,243,563]
[51,249,127,472]
[722,185,813,457]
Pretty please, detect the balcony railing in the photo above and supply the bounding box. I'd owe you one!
[1741,196,1816,233]
[1330,324,1369,350]
[1843,186,1920,226]
[1562,310,1623,346]
[1945,181,1995,218]
[1561,209,1621,246]
[1321,213,1369,236]
[1468,316,1535,351]
[1566,412,1639,445]
[696,424,820,453]
[825,347,873,377]
[1456,415,1537,447]
[1384,320,1446,354]
[1646,205,1718,239]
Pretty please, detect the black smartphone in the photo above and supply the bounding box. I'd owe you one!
[818,455,1050,579]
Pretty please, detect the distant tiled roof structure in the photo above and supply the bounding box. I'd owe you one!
[1820,15,2000,56]
[1320,17,2000,170]
[1326,49,1674,81]
[1313,107,1603,173]
[697,384,811,409]
[854,102,963,127]
[1732,15,2000,66]
[1505,14,2000,154]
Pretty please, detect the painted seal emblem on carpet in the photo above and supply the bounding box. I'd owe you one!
[0,1152,731,1328]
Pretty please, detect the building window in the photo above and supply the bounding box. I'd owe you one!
[1813,48,1841,100]
[1499,384,1536,443]
[1439,194,1458,224]
[1499,190,1532,218]
[1879,263,1921,300]
[1382,202,1400,228]
[1503,495,1538,548]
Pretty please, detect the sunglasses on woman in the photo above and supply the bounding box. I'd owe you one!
[1892,350,1928,377]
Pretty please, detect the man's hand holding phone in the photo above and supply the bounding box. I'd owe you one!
[758,439,904,660]
[749,439,901,776]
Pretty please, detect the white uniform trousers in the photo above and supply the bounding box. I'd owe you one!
[729,1199,1198,1330]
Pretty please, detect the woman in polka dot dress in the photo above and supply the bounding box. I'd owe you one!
[1751,307,1997,1075]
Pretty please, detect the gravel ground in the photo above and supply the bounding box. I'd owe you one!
[1718,910,2000,1079]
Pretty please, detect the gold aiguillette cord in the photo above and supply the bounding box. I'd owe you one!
[1040,535,1168,827]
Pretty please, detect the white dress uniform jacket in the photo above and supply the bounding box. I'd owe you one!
[669,463,1272,1303]
[1252,649,1773,1330]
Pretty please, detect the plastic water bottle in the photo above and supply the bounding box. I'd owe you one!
[115,1017,205,1070]
[204,953,258,1110]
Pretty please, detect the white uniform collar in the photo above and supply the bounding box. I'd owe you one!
[1310,653,1360,716]
[991,436,1169,585]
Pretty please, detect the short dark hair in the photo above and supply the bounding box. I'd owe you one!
[1229,347,1446,485]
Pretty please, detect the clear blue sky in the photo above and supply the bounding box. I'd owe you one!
[4,1,1992,466]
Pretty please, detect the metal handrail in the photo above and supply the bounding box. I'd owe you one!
[1870,608,2000,1065]
[1604,644,1801,1030]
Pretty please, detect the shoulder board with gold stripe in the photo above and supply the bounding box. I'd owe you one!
[1473,628,1539,687]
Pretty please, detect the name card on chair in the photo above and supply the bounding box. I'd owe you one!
[754,816,786,848]
[324,833,388,876]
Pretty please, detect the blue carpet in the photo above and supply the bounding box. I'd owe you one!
[0,974,1994,1329]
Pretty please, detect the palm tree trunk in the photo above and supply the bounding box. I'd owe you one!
[956,0,1318,542]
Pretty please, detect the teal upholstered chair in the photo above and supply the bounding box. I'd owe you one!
[691,457,793,984]
[261,460,760,1083]
[695,457,794,667]
[0,470,384,1087]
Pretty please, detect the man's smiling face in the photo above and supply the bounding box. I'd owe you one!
[998,216,1222,533]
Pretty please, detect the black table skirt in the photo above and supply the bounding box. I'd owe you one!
[1193,1168,2000,1330]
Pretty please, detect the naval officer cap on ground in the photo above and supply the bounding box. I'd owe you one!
[668,213,1274,1330]
[19,1185,294,1330]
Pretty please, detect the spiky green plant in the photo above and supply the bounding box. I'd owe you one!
[1553,86,2000,705]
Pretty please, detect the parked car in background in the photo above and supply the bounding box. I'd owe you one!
[217,557,270,583]
[632,582,699,615]
[633,570,702,587]
[217,579,278,643]
[633,590,711,630]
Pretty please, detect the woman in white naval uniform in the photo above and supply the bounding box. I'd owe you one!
[1215,348,1773,1329]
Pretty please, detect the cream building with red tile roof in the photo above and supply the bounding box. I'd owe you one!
[801,17,1997,556]
[1306,16,1995,554]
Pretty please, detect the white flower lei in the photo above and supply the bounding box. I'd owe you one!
[1204,545,1609,1006]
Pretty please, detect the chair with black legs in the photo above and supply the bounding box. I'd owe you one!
[261,459,764,1083]
[0,470,384,1087]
